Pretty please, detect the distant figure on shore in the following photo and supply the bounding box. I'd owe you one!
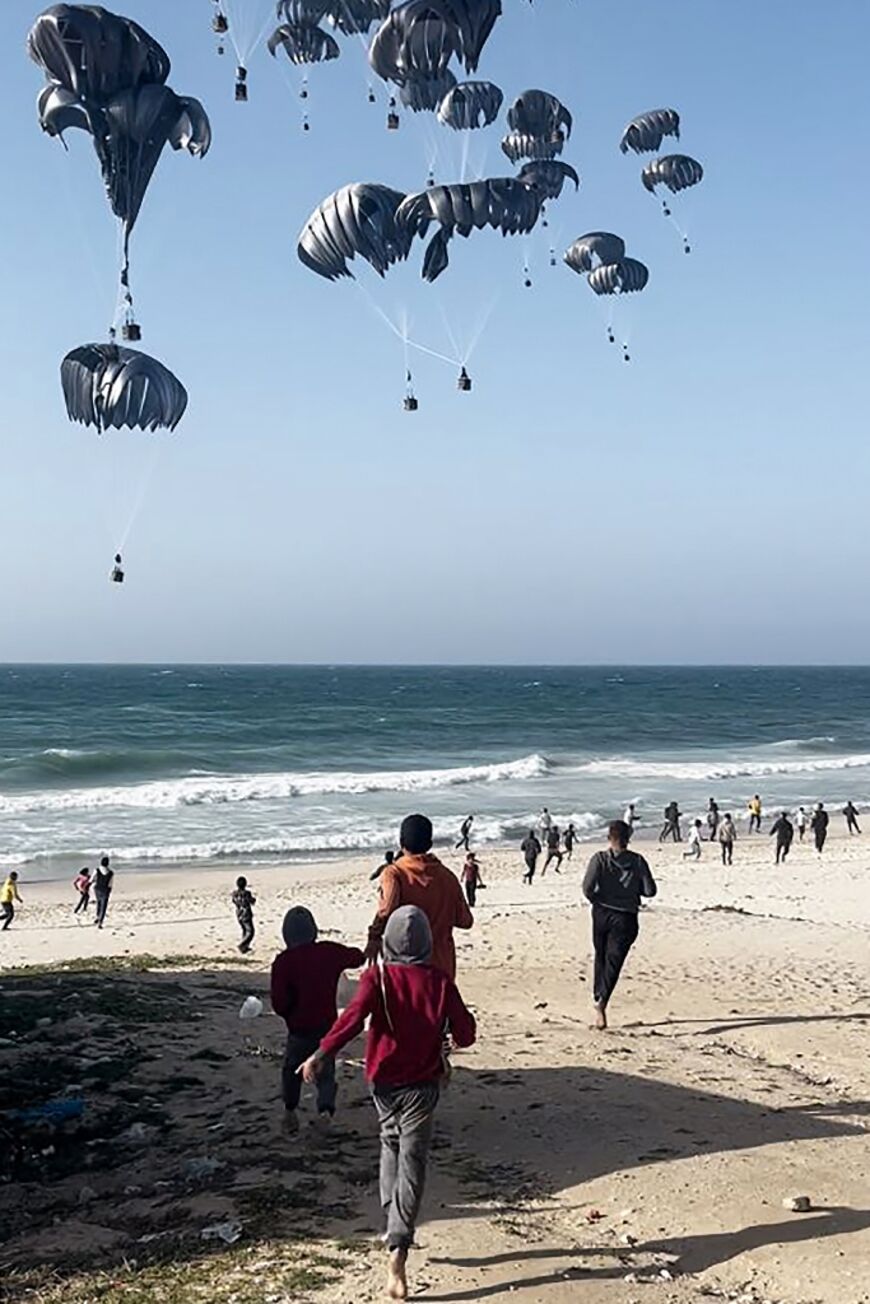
[455,815,474,851]
[770,812,794,864]
[583,820,657,1030]
[1,872,22,931]
[683,819,703,860]
[707,798,720,841]
[521,830,541,884]
[718,813,736,865]
[659,801,682,842]
[748,794,763,834]
[811,803,829,853]
[366,814,473,980]
[623,802,638,831]
[73,867,92,916]
[370,850,396,882]
[542,825,563,875]
[461,853,484,907]
[843,801,861,835]
[302,906,476,1303]
[270,906,364,1133]
[538,807,553,842]
[796,807,808,842]
[110,553,124,584]
[233,875,256,953]
[93,856,114,930]
[563,822,578,861]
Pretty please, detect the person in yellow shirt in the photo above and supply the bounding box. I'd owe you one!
[2,872,22,931]
[748,795,763,834]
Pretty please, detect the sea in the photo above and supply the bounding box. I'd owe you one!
[3,665,870,880]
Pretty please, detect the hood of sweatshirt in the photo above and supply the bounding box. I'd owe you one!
[282,906,318,949]
[383,905,432,966]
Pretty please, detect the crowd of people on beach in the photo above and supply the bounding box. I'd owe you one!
[0,789,864,1297]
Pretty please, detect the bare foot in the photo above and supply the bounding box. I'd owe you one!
[387,1249,408,1299]
[593,1003,608,1031]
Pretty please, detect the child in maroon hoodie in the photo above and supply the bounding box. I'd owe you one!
[270,906,365,1131]
[302,905,475,1301]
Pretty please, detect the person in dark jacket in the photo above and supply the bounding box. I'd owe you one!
[270,906,365,1130]
[541,824,563,875]
[769,812,794,864]
[811,803,829,853]
[706,798,720,841]
[659,801,682,842]
[93,856,114,929]
[521,830,541,883]
[843,801,861,835]
[563,822,578,861]
[583,820,657,1030]
[301,906,475,1302]
[454,815,474,851]
[232,876,256,953]
[370,850,396,882]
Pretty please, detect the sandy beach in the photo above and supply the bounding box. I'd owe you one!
[2,827,869,1304]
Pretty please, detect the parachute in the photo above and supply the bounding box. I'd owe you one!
[369,3,461,98]
[277,0,331,23]
[397,177,543,280]
[587,258,649,296]
[28,5,210,335]
[400,69,457,112]
[437,79,503,129]
[517,160,579,201]
[327,0,391,36]
[620,108,680,155]
[297,183,411,280]
[501,89,572,163]
[268,23,341,65]
[563,232,626,273]
[61,343,188,433]
[642,153,703,195]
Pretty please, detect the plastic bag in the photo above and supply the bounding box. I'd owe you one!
[238,996,263,1021]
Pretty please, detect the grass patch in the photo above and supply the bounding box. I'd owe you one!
[0,954,241,980]
[1,1242,348,1304]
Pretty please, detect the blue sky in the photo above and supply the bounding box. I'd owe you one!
[1,0,868,664]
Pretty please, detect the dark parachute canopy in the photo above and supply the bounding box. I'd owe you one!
[400,68,456,112]
[276,0,330,24]
[641,154,703,195]
[327,0,391,36]
[501,89,572,163]
[620,108,680,155]
[61,343,188,433]
[369,0,501,96]
[517,160,579,200]
[587,257,649,296]
[437,79,503,129]
[28,6,210,268]
[397,177,542,280]
[268,24,340,65]
[297,183,411,280]
[563,232,625,273]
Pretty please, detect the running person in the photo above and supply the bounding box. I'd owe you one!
[770,812,794,864]
[843,801,861,835]
[541,825,563,875]
[811,803,829,853]
[455,815,474,851]
[520,830,541,884]
[583,821,657,1030]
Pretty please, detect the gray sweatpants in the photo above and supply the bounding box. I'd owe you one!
[372,1082,440,1252]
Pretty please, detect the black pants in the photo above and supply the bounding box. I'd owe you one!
[465,882,477,908]
[847,816,861,835]
[775,839,791,864]
[592,905,639,1008]
[1,902,13,931]
[814,829,827,853]
[523,857,536,883]
[238,917,255,953]
[94,892,110,928]
[455,835,470,851]
[74,891,90,915]
[749,815,761,833]
[720,841,733,865]
[282,1029,336,1114]
[542,849,562,875]
[660,821,681,842]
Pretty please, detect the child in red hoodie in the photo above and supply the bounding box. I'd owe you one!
[302,905,475,1301]
[270,906,365,1131]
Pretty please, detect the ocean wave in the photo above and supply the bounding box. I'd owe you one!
[12,807,603,867]
[577,753,870,782]
[0,753,551,817]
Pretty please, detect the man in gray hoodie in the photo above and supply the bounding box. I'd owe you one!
[583,820,657,1029]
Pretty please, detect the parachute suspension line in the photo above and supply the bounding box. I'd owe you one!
[116,438,165,553]
[462,296,498,365]
[223,0,274,96]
